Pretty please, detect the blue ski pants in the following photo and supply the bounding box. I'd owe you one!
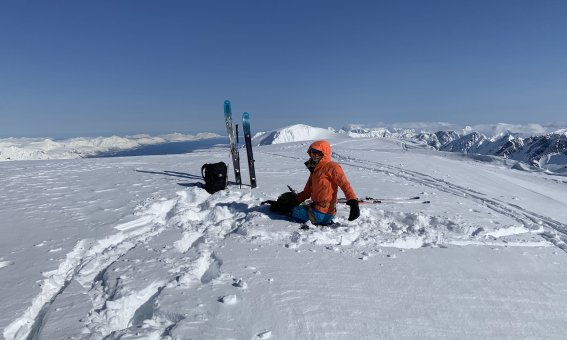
[291,205,334,225]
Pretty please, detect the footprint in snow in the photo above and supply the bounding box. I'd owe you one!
[218,294,238,305]
[0,259,15,269]
[256,330,272,339]
[232,278,248,289]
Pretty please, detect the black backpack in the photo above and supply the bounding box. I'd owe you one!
[201,162,228,194]
[262,191,300,215]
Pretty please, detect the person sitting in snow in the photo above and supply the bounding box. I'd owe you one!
[292,140,360,225]
[265,140,360,225]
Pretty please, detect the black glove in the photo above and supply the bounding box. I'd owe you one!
[346,199,360,221]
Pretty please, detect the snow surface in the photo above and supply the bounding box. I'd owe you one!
[2,128,567,339]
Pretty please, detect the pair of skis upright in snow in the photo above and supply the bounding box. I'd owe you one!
[224,100,257,188]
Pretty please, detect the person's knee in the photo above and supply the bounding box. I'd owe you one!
[291,206,309,223]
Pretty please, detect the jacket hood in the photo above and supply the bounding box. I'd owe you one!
[307,140,332,162]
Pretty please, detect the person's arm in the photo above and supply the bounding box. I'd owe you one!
[331,164,356,201]
[296,175,313,203]
[332,164,360,221]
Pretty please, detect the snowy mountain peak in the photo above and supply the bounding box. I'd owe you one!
[252,124,340,145]
[441,131,487,153]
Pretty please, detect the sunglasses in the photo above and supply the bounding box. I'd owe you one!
[309,148,324,156]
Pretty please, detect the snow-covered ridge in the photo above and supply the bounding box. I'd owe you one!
[252,124,340,145]
[0,132,220,161]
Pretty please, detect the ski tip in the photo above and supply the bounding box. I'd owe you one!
[224,100,231,112]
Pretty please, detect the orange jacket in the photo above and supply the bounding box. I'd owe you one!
[297,140,357,215]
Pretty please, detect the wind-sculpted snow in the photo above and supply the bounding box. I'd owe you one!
[3,195,178,340]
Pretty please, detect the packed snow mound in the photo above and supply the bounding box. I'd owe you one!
[252,124,341,145]
[0,133,220,161]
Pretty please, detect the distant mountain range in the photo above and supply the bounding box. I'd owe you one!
[344,126,567,174]
[3,124,566,174]
[254,124,567,174]
[0,132,221,161]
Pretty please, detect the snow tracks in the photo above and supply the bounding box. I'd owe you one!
[5,182,504,339]
[3,188,259,339]
[331,151,567,253]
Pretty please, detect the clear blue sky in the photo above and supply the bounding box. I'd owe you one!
[1,0,566,138]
